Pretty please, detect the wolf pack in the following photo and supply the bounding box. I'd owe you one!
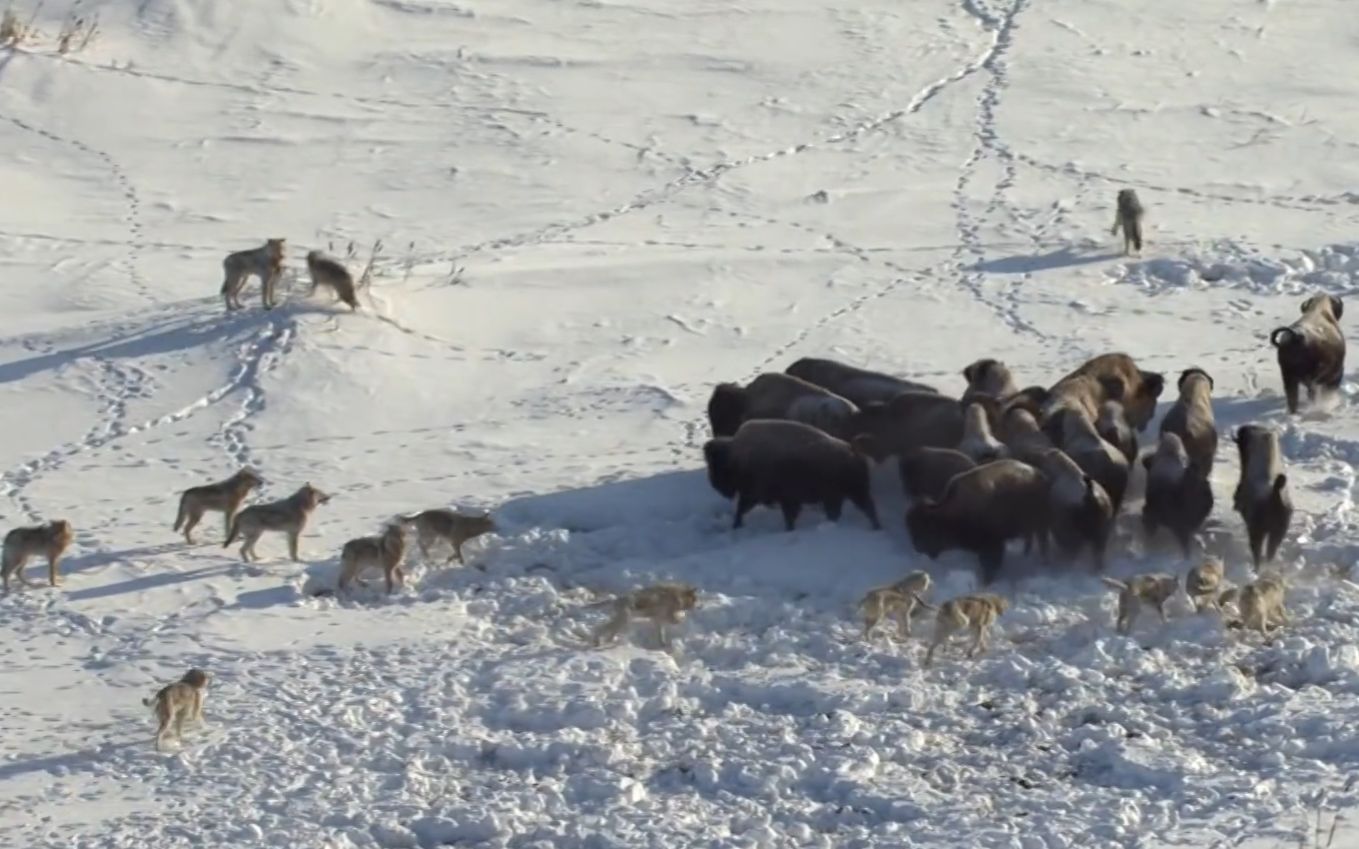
[0,189,1346,750]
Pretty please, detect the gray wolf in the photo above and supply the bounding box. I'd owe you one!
[224,483,330,562]
[860,570,934,639]
[337,523,407,593]
[305,250,360,311]
[1110,188,1144,255]
[221,238,285,311]
[397,509,496,565]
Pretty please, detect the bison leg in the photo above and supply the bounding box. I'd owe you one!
[822,497,844,522]
[977,541,1005,585]
[779,500,802,531]
[1174,526,1194,559]
[1091,534,1108,573]
[850,493,881,530]
[733,493,757,529]
[1265,527,1286,563]
[1246,523,1266,572]
[1282,372,1300,414]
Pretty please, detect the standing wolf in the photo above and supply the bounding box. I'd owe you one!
[2,519,74,592]
[223,483,330,562]
[221,238,286,311]
[1111,189,1144,255]
[336,523,408,594]
[144,668,211,751]
[172,468,263,544]
[398,508,496,565]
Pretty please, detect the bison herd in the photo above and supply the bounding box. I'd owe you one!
[700,293,1347,585]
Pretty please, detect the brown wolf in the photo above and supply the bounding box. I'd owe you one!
[1220,575,1288,636]
[923,593,1008,666]
[172,468,263,544]
[2,519,74,592]
[585,582,699,649]
[1101,573,1178,635]
[1184,559,1224,613]
[143,668,211,751]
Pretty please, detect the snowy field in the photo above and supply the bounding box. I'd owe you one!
[3,0,1359,846]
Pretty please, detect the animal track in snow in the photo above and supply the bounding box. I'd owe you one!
[0,114,154,305]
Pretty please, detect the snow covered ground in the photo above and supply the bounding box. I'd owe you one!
[2,0,1359,846]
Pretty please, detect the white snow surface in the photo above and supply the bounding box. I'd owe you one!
[3,1,1359,847]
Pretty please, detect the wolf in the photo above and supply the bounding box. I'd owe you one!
[305,250,360,311]
[397,508,496,565]
[144,668,211,751]
[585,582,699,649]
[1220,575,1288,636]
[172,468,263,544]
[923,593,1008,667]
[223,483,330,562]
[1101,573,1178,635]
[1184,558,1224,613]
[221,238,285,311]
[2,519,74,592]
[1110,189,1144,255]
[336,523,407,594]
[859,570,934,640]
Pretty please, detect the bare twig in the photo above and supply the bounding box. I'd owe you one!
[358,238,383,289]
